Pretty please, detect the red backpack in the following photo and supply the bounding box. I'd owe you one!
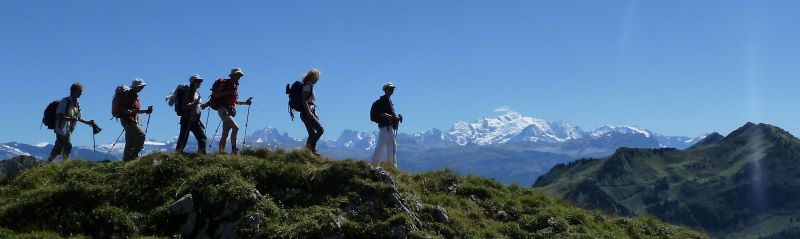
[209,78,228,110]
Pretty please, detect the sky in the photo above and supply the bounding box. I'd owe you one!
[1,1,800,146]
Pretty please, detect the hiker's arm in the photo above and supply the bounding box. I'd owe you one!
[137,106,154,114]
[236,97,253,105]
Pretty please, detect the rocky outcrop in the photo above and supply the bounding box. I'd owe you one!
[0,156,41,182]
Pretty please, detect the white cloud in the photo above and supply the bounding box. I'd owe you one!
[494,106,512,113]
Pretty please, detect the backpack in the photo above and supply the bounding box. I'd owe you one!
[42,99,73,130]
[42,100,60,129]
[166,85,189,116]
[370,99,381,123]
[285,81,307,120]
[111,85,131,119]
[209,78,228,110]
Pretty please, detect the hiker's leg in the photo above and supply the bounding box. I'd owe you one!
[62,134,72,161]
[190,120,208,154]
[217,108,232,152]
[371,126,388,164]
[300,112,323,151]
[49,133,65,161]
[176,117,191,152]
[122,122,135,161]
[388,127,398,168]
[229,121,239,153]
[130,123,146,160]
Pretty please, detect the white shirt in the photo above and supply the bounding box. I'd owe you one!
[54,97,81,137]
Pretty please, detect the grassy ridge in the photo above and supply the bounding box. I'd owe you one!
[0,150,706,238]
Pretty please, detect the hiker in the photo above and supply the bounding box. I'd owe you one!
[300,69,324,155]
[209,68,252,155]
[175,75,209,154]
[370,83,402,167]
[113,78,153,161]
[48,83,98,162]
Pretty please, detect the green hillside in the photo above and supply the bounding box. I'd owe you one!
[534,123,800,238]
[0,150,705,238]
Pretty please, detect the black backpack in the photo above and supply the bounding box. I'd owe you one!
[370,99,381,123]
[42,99,71,129]
[167,85,189,116]
[285,81,307,120]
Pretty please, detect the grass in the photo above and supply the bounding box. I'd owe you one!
[0,149,707,238]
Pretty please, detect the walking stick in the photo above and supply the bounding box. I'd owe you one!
[92,128,97,154]
[145,109,152,133]
[209,121,221,151]
[204,107,210,135]
[242,98,252,148]
[104,129,125,161]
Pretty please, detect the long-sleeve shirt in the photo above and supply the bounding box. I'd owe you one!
[371,95,395,128]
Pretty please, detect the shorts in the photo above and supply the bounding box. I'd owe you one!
[217,107,236,124]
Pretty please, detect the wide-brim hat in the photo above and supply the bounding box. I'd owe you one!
[383,82,396,91]
[229,68,245,77]
[189,74,204,83]
[131,78,147,88]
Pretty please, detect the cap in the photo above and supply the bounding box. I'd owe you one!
[229,68,245,77]
[382,82,396,91]
[131,78,147,88]
[189,74,204,83]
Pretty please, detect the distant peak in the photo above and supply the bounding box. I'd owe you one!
[723,122,795,143]
[688,132,724,149]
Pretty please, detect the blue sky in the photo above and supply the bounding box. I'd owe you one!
[1,1,799,146]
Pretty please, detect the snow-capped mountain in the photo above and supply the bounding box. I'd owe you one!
[2,111,707,162]
[450,112,583,145]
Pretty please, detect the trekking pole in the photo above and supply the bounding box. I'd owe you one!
[242,97,252,148]
[92,128,97,154]
[144,109,152,133]
[209,121,222,151]
[104,129,125,160]
[204,107,210,135]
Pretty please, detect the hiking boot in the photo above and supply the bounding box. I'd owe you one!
[231,147,240,156]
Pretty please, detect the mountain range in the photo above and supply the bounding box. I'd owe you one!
[1,111,706,185]
[533,122,800,238]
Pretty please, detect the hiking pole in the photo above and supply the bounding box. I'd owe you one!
[204,107,211,135]
[104,129,125,161]
[92,128,97,154]
[209,120,222,151]
[242,97,252,148]
[144,107,152,133]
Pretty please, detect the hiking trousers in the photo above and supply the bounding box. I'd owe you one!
[371,126,397,167]
[121,120,146,161]
[300,111,324,150]
[49,133,72,160]
[176,116,207,154]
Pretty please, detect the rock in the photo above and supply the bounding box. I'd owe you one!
[0,155,42,181]
[389,224,409,239]
[169,189,264,239]
[373,166,424,230]
[496,210,509,221]
[434,206,450,224]
[169,194,198,237]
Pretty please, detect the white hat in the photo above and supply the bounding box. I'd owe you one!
[382,82,396,91]
[131,78,146,88]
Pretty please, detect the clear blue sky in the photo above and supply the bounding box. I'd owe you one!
[2,1,799,146]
